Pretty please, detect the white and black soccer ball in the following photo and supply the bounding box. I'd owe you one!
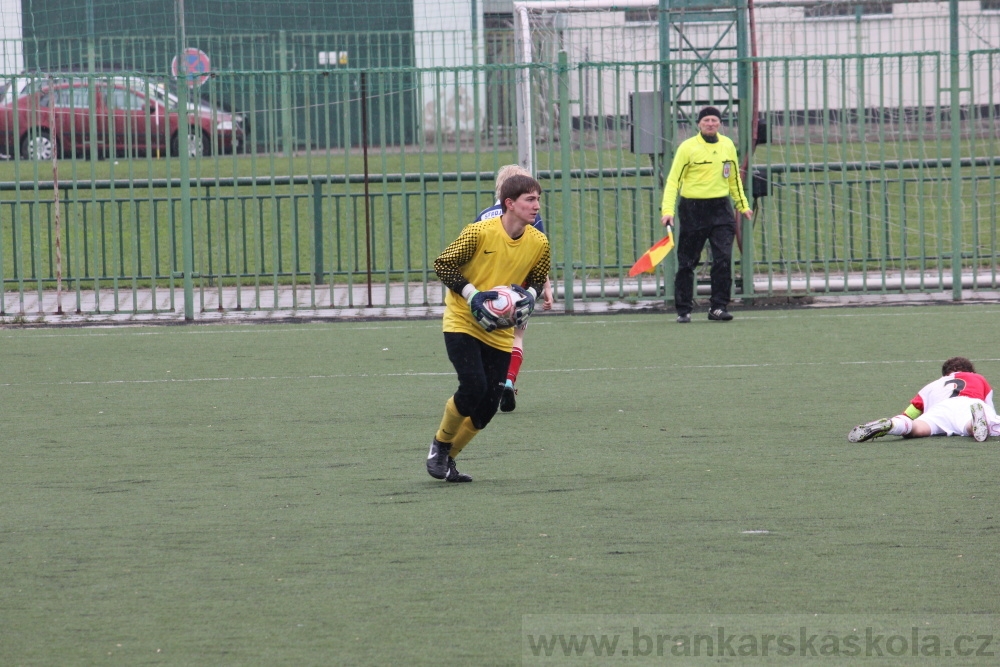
[483,285,519,329]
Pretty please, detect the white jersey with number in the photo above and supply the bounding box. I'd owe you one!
[909,372,998,436]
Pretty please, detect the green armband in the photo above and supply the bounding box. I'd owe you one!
[903,405,922,419]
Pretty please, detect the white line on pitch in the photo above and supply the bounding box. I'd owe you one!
[5,358,1000,389]
[3,305,1000,340]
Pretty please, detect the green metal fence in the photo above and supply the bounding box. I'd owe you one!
[2,43,999,318]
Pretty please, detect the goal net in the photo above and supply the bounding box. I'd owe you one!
[511,0,756,300]
[512,0,753,171]
[512,0,1000,297]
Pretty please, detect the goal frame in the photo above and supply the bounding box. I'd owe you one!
[513,0,759,277]
[512,0,663,173]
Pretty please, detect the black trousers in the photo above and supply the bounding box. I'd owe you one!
[444,332,511,430]
[674,197,736,314]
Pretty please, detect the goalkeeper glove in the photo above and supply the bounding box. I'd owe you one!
[510,285,537,327]
[463,285,500,332]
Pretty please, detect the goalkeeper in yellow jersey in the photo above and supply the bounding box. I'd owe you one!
[427,174,551,482]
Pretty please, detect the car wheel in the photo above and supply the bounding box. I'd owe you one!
[21,129,55,161]
[171,128,210,158]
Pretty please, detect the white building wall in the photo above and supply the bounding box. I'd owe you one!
[1,0,24,76]
[413,0,487,135]
[522,1,1000,120]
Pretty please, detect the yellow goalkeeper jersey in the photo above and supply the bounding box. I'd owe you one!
[660,132,750,217]
[435,217,551,351]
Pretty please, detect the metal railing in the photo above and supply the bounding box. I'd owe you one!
[1,46,998,318]
[3,151,998,318]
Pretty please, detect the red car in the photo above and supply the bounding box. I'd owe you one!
[0,77,245,160]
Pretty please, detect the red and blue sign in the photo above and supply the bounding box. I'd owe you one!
[171,48,211,87]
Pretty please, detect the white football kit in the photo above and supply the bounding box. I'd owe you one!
[908,372,999,436]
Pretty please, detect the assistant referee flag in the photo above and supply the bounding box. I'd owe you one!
[628,232,675,276]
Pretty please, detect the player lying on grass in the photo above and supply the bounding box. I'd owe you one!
[426,174,551,482]
[848,356,998,443]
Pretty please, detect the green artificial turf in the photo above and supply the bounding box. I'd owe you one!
[1,305,999,665]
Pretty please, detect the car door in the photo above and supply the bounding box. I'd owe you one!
[72,84,103,155]
[108,85,162,156]
[35,84,94,157]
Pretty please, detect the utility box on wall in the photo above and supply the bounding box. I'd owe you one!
[629,90,662,156]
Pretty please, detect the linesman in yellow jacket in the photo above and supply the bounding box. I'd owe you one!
[661,106,752,323]
[427,174,551,482]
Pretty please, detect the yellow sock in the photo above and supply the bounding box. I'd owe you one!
[449,418,481,457]
[435,397,465,444]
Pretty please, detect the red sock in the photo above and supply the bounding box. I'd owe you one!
[507,347,523,383]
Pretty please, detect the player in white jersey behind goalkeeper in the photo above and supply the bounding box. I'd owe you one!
[848,356,999,443]
[426,174,551,482]
[475,165,554,413]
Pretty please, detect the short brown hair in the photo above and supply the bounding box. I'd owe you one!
[499,174,541,213]
[942,356,975,375]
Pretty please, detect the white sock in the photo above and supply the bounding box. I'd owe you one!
[889,415,913,436]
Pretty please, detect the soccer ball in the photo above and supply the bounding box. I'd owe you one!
[483,285,519,329]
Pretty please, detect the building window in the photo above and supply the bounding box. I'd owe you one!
[625,8,658,23]
[804,2,892,18]
[484,14,513,29]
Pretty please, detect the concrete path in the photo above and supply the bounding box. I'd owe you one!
[2,273,998,326]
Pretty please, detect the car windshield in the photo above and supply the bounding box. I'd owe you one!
[148,83,217,114]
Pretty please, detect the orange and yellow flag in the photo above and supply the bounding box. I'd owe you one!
[628,231,675,277]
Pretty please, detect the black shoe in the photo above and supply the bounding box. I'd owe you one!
[676,313,691,323]
[499,380,517,412]
[426,438,451,479]
[708,308,733,321]
[445,457,473,483]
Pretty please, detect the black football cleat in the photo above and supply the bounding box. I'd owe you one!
[426,438,451,479]
[499,380,517,413]
[445,457,473,483]
[708,308,733,321]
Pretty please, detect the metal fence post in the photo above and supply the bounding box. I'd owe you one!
[280,30,294,158]
[177,0,195,321]
[658,0,676,306]
[313,179,324,284]
[949,0,963,301]
[558,50,574,312]
[737,0,755,299]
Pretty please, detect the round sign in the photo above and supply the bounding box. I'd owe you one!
[171,48,210,87]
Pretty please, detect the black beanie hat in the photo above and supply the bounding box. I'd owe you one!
[698,106,721,121]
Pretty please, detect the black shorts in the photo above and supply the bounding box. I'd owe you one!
[444,332,511,430]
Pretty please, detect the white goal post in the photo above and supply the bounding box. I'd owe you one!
[512,0,662,174]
